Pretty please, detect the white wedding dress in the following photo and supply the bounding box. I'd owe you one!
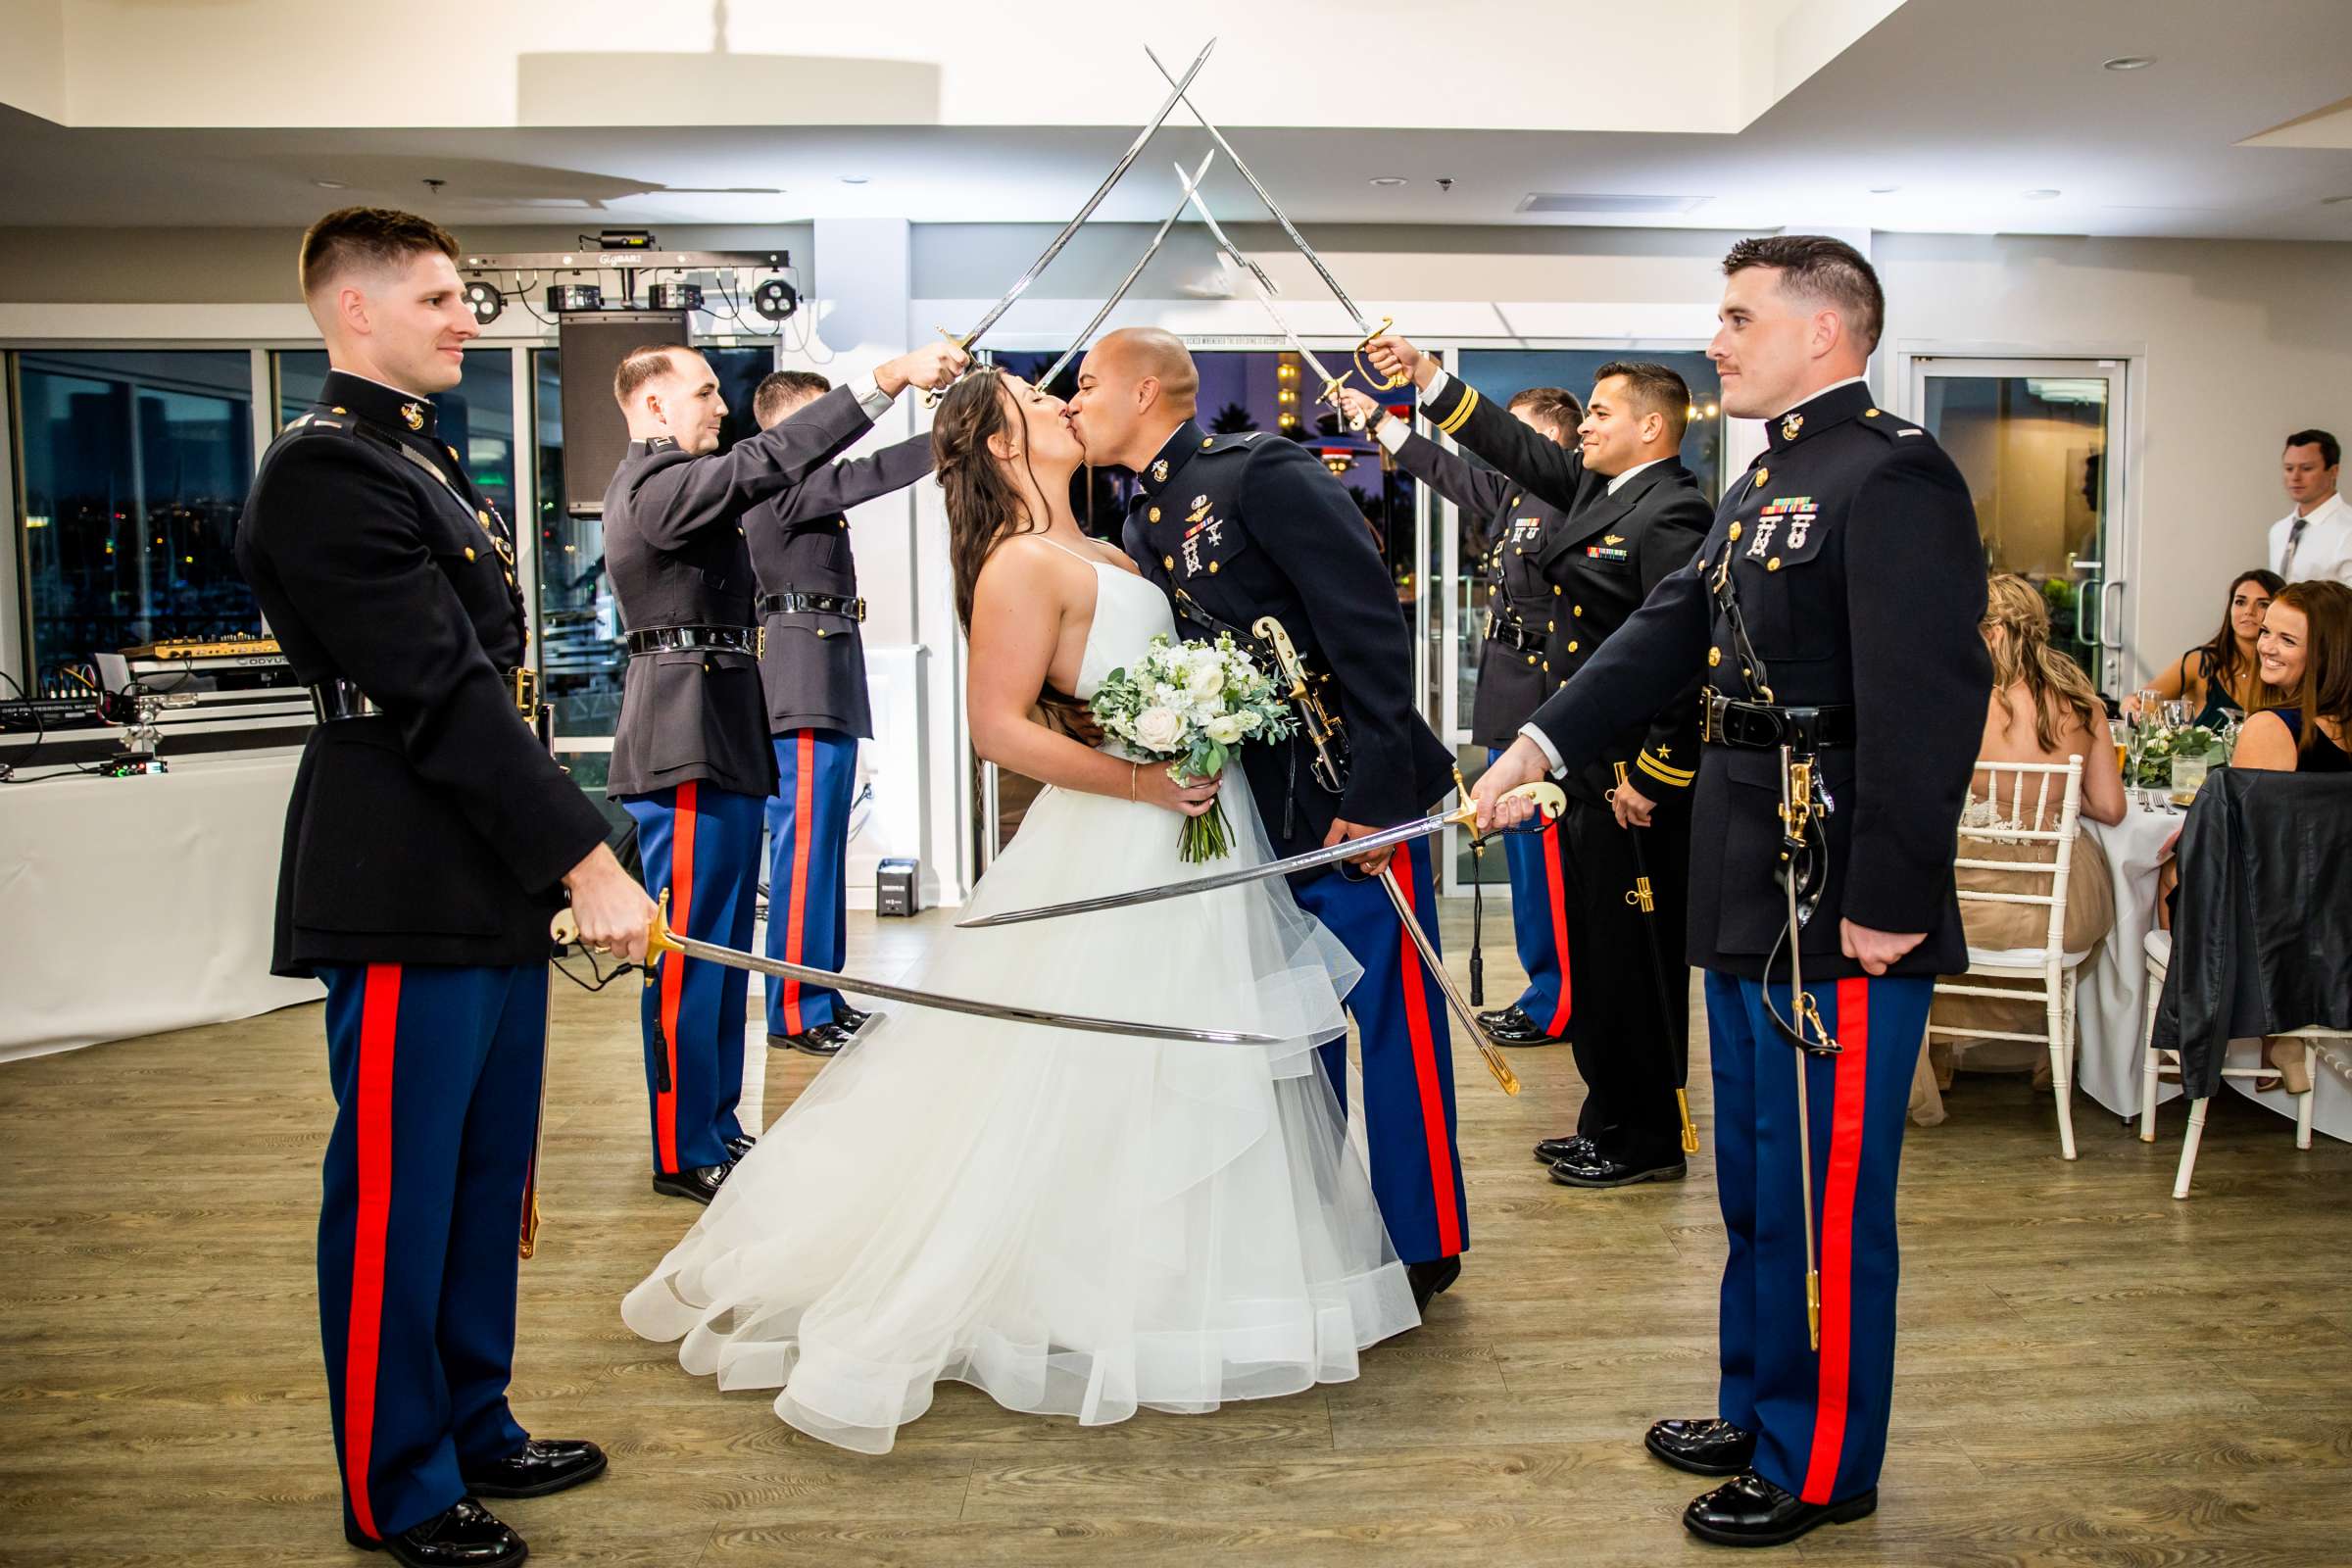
[622,547,1418,1453]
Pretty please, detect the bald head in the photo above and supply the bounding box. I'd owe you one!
[1067,326,1201,470]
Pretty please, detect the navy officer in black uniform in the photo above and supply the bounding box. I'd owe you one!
[1462,238,1990,1547]
[1065,327,1466,1312]
[603,337,964,1203]
[238,208,656,1568]
[1354,359,1714,1189]
[744,369,936,1055]
[1338,383,1586,1052]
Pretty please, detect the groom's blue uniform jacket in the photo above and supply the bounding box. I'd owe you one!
[1123,419,1455,858]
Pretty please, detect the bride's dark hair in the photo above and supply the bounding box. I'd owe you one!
[933,368,1056,633]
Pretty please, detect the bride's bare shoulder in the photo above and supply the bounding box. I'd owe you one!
[973,532,1079,612]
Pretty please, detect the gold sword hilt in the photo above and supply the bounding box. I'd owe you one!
[920,326,977,409]
[1444,781,1567,845]
[1352,317,1403,391]
[549,888,685,966]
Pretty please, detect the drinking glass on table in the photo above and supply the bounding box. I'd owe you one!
[2161,699,2192,731]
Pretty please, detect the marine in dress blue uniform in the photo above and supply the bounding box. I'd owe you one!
[603,362,900,1200]
[743,374,937,1054]
[1446,236,1989,1545]
[1120,418,1463,1293]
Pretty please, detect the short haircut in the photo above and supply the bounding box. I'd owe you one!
[612,343,700,408]
[1592,360,1692,445]
[2286,428,2342,468]
[754,369,831,426]
[298,206,460,297]
[1722,234,1885,356]
[1506,386,1582,438]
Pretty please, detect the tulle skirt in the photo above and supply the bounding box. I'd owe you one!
[620,773,1419,1452]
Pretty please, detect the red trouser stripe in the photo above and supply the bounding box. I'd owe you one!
[343,962,402,1540]
[1539,816,1573,1036]
[1391,844,1463,1257]
[1801,976,1872,1504]
[782,731,816,1033]
[656,782,699,1174]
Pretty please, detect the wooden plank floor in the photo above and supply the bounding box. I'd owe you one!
[6,905,2352,1566]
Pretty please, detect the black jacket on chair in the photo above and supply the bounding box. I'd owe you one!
[236,370,612,975]
[603,385,879,801]
[746,432,935,740]
[2153,768,2352,1095]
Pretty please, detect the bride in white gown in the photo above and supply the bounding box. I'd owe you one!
[622,368,1419,1453]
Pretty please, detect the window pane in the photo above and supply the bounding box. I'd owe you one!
[17,350,258,666]
[530,343,772,741]
[275,349,516,523]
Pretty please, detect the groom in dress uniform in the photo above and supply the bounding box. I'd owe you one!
[1341,383,1586,1053]
[1356,356,1714,1191]
[743,370,937,1057]
[604,339,964,1203]
[1066,328,1467,1312]
[238,208,656,1568]
[1464,237,1990,1547]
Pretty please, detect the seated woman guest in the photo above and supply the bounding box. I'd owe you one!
[2128,569,2283,728]
[2233,579,2352,775]
[1917,574,2125,1122]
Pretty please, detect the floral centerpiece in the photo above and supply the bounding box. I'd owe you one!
[1090,632,1298,861]
[2132,720,2233,790]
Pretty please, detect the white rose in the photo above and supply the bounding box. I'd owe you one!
[1133,706,1187,754]
[1184,658,1226,701]
[1205,713,1243,745]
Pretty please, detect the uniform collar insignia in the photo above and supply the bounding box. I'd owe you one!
[644,435,679,453]
[1140,419,1204,494]
[400,402,425,431]
[1768,380,1875,451]
[319,368,437,439]
[1779,414,1803,442]
[1151,460,1168,483]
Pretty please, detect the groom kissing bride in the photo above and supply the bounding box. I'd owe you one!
[623,329,1469,1452]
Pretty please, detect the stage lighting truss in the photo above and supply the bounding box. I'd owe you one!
[459,246,796,331]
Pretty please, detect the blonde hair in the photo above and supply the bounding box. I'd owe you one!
[1984,573,2102,752]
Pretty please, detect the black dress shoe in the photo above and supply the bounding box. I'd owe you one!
[1532,1133,1597,1165]
[1405,1255,1461,1313]
[1683,1470,1877,1547]
[651,1162,731,1204]
[463,1439,608,1499]
[1646,1417,1757,1476]
[1476,1004,1566,1047]
[349,1498,525,1566]
[767,1021,856,1056]
[834,1004,873,1034]
[724,1134,758,1161]
[1549,1150,1688,1189]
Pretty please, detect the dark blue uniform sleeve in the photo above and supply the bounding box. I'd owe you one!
[251,440,609,893]
[627,384,879,549]
[1419,376,1589,515]
[1840,445,1992,933]
[1626,486,1715,792]
[761,433,935,528]
[1526,557,1714,773]
[1391,428,1516,518]
[1242,438,1427,828]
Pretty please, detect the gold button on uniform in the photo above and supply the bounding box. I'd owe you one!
[1755,468,1768,485]
[464,547,476,562]
[1546,619,1555,632]
[1208,561,1220,573]
[1574,605,1583,616]
[1864,409,1881,418]
[1162,555,1175,570]
[1767,558,1782,571]
[1149,507,1161,522]
[1566,640,1579,653]
[1201,438,1213,449]
[1525,654,1537,666]
[1729,522,1742,540]
[1709,647,1723,666]
[1552,585,1562,596]
[476,510,490,526]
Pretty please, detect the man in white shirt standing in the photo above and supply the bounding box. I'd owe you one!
[2269,428,2347,585]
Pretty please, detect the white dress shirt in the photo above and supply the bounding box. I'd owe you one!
[2270,491,2352,586]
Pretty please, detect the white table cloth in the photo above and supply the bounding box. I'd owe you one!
[0,755,321,1061]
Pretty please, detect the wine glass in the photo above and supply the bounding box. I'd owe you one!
[2161,699,2192,732]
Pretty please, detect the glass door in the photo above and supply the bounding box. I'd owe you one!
[1910,358,2130,691]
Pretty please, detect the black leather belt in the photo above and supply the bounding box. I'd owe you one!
[758,590,865,622]
[313,668,540,724]
[1487,613,1544,654]
[624,624,760,657]
[1700,690,1856,750]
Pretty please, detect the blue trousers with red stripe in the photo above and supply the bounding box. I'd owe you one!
[1294,836,1466,1265]
[1704,969,1930,1504]
[1490,747,1571,1034]
[624,781,762,1173]
[762,728,858,1036]
[316,961,544,1544]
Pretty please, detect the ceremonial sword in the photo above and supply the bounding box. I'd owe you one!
[553,891,1277,1047]
[959,782,1565,927]
[1379,859,1520,1096]
[1175,166,1362,424]
[936,37,1215,376]
[1031,150,1218,392]
[1145,43,1403,391]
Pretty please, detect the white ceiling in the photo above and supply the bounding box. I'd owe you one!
[1,0,2347,242]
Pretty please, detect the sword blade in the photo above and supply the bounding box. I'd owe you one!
[957,38,1215,349]
[1034,149,1217,391]
[1147,42,1374,334]
[1177,171,1347,395]
[1379,862,1519,1096]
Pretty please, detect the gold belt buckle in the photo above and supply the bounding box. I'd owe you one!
[511,666,541,721]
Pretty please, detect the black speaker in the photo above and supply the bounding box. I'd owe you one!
[558,309,689,517]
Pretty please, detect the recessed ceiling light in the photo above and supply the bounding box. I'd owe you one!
[2102,55,2156,71]
[838,175,869,185]
[1868,186,1900,194]
[314,179,347,189]
[1369,176,1407,187]
[2023,188,2063,200]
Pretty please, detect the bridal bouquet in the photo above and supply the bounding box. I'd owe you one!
[1091,632,1298,861]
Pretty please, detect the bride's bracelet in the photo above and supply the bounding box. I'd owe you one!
[1128,761,1139,802]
